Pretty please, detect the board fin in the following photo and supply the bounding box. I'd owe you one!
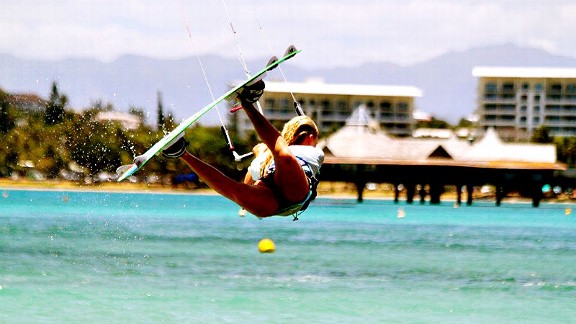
[284,45,297,57]
[265,56,279,72]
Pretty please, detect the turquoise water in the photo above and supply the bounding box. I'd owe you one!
[1,189,575,323]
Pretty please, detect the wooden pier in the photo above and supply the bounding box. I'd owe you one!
[320,157,565,207]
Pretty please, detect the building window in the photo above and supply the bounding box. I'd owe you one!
[484,83,497,99]
[522,83,530,90]
[395,113,408,120]
[502,83,515,91]
[279,99,290,114]
[366,101,375,117]
[485,83,497,93]
[264,98,275,109]
[566,84,576,99]
[535,83,543,91]
[548,83,562,100]
[336,100,348,117]
[484,104,497,111]
[546,105,561,112]
[321,100,332,117]
[501,104,515,112]
[380,101,392,112]
[396,102,408,113]
[501,83,515,99]
[550,83,562,92]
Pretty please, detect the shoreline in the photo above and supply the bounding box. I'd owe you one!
[1,179,573,204]
[0,179,359,198]
[0,179,216,195]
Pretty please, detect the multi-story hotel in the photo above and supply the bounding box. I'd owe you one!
[230,80,422,138]
[473,67,576,140]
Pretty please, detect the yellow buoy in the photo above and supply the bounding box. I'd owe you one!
[258,238,275,253]
[565,208,572,216]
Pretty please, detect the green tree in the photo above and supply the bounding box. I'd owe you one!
[163,110,177,131]
[416,117,451,129]
[90,99,114,111]
[157,91,165,131]
[554,136,576,167]
[129,106,146,123]
[44,81,67,125]
[0,95,15,133]
[456,118,474,128]
[531,126,553,143]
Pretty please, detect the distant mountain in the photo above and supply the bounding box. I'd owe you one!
[2,44,576,124]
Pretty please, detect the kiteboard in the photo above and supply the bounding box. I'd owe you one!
[116,45,300,182]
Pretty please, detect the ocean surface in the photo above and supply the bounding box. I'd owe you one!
[1,189,575,323]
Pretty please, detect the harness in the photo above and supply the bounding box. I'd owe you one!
[261,157,319,220]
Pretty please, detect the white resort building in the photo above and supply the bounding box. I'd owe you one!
[473,67,576,140]
[231,80,422,138]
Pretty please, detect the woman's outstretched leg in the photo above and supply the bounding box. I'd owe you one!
[180,152,279,217]
[162,133,279,217]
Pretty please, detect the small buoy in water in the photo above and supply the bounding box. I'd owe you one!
[397,207,406,219]
[565,208,572,216]
[258,238,275,253]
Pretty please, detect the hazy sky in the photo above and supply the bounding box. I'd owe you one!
[2,0,576,69]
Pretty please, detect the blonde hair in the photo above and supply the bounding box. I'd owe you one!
[256,115,319,178]
[281,115,319,145]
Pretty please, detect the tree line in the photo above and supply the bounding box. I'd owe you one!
[1,81,576,185]
[0,82,255,183]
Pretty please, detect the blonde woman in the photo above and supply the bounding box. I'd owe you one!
[163,81,324,218]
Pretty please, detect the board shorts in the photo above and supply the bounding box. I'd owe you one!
[261,157,319,218]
